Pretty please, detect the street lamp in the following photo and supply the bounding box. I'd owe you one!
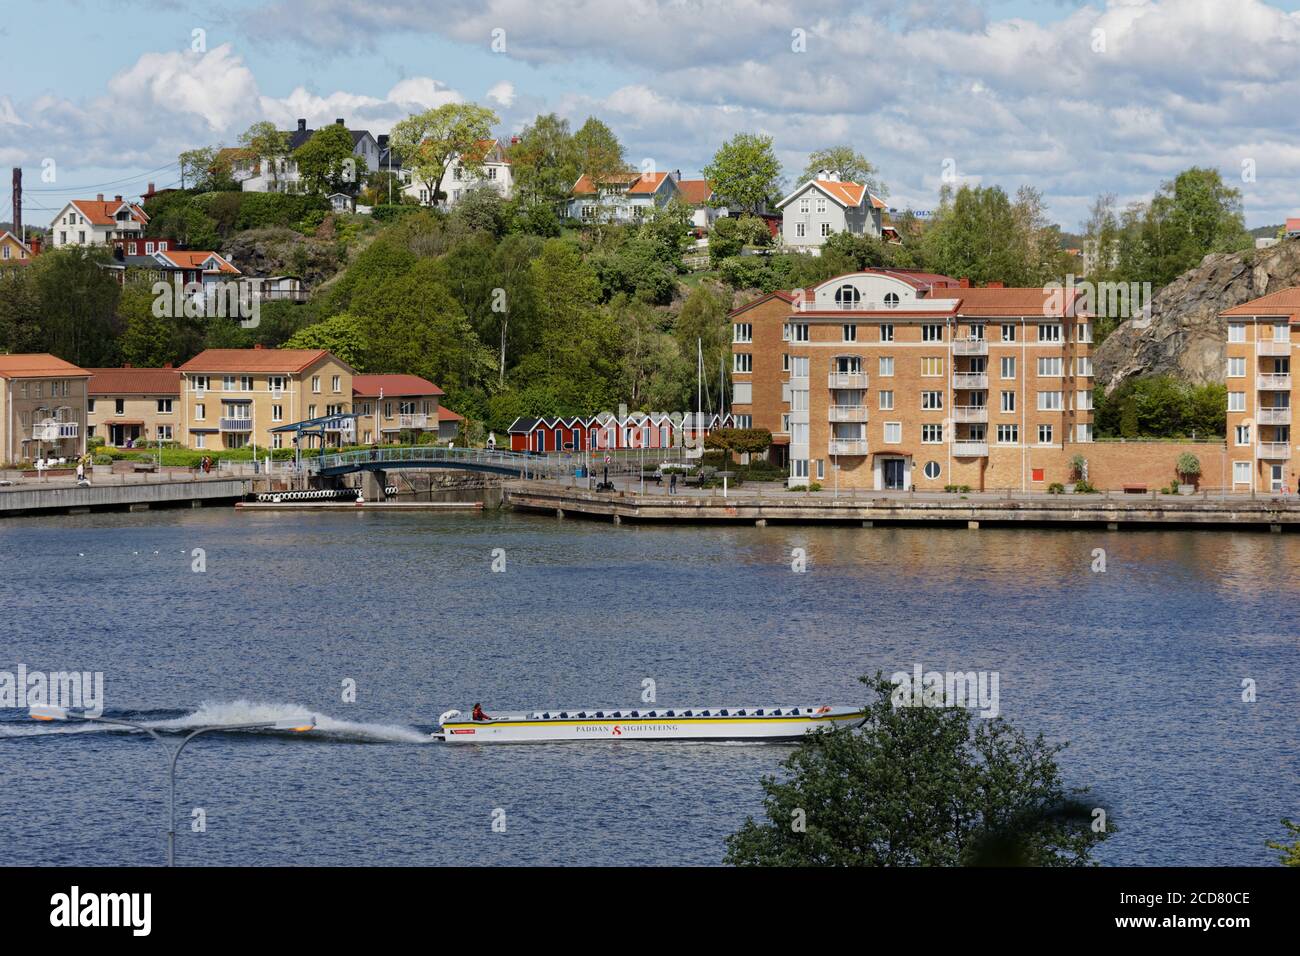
[30,704,314,866]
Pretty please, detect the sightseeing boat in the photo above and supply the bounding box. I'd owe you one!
[434,704,863,743]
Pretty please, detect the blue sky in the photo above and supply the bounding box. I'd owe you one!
[5,0,1300,231]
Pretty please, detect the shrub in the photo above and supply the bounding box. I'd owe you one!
[1176,452,1201,481]
[1073,479,1099,494]
[1047,482,1065,494]
[92,454,113,465]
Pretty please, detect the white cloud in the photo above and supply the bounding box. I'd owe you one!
[486,81,516,108]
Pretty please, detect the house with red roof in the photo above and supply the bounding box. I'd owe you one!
[352,373,460,444]
[84,366,181,448]
[47,195,148,249]
[403,137,514,208]
[221,118,380,195]
[566,169,682,224]
[0,230,32,265]
[774,171,886,252]
[0,354,91,463]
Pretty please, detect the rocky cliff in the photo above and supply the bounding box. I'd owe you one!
[220,228,345,290]
[1095,237,1300,392]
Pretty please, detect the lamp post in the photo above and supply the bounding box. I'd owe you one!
[31,704,314,866]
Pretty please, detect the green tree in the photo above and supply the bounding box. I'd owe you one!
[702,133,782,214]
[293,123,359,196]
[391,103,500,208]
[921,184,1067,286]
[0,265,46,353]
[31,248,121,366]
[725,673,1111,866]
[1267,819,1300,866]
[509,113,578,208]
[801,145,885,195]
[117,279,182,367]
[673,284,730,385]
[238,121,291,190]
[283,312,368,369]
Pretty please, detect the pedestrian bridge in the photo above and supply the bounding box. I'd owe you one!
[306,445,574,478]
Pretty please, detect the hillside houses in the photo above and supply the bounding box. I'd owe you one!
[774,172,886,251]
[221,118,380,195]
[402,137,515,208]
[47,195,148,248]
[566,170,682,223]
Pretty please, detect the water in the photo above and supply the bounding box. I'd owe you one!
[1,509,1297,866]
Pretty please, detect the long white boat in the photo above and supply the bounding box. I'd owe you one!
[434,704,863,743]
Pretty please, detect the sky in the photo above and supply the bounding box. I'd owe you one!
[4,0,1300,232]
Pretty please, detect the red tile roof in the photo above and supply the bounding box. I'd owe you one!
[1286,218,1300,233]
[68,199,148,227]
[676,179,713,205]
[158,250,240,275]
[85,367,181,396]
[438,406,463,422]
[572,171,672,196]
[178,348,339,374]
[0,353,89,379]
[928,286,1084,317]
[352,373,444,397]
[1221,287,1300,317]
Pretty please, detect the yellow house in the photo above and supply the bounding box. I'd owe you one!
[177,347,355,451]
[85,366,182,447]
[0,230,32,265]
[0,353,90,464]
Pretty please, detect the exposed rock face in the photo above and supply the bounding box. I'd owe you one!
[220,228,344,290]
[1095,238,1300,392]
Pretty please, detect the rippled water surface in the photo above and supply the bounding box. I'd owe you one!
[2,509,1297,865]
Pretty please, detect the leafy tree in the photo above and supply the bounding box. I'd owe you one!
[31,248,121,366]
[452,186,510,237]
[801,146,886,195]
[1092,376,1225,439]
[921,184,1068,286]
[283,312,368,369]
[611,295,690,408]
[178,146,236,192]
[725,673,1111,866]
[510,113,578,208]
[391,103,500,208]
[570,117,626,189]
[238,121,291,189]
[293,123,359,196]
[0,266,46,353]
[702,133,782,214]
[673,284,731,386]
[1267,819,1300,866]
[708,214,770,264]
[117,279,187,367]
[704,427,772,463]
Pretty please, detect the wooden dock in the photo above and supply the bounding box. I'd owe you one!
[236,500,483,512]
[505,483,1300,531]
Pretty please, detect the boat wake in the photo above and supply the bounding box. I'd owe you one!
[0,700,432,744]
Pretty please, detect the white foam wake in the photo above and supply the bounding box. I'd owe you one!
[2,700,432,744]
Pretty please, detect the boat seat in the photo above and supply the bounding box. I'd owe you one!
[542,712,550,719]
[701,710,710,716]
[612,711,621,718]
[720,709,729,716]
[559,712,568,718]
[577,712,587,718]
[683,710,692,717]
[666,710,675,717]
[756,709,765,715]
[737,709,746,716]
[647,711,656,718]
[630,711,639,717]
[595,711,604,718]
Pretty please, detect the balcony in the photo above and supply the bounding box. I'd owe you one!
[952,441,989,457]
[1256,442,1292,460]
[1257,340,1292,356]
[828,438,869,456]
[953,338,988,356]
[399,414,429,429]
[953,406,989,423]
[1257,374,1292,390]
[827,372,869,390]
[953,373,988,390]
[1258,406,1292,425]
[828,405,869,423]
[219,417,253,431]
[29,421,79,441]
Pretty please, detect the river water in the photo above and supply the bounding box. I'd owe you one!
[1,508,1296,865]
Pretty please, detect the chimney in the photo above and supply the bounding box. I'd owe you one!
[29,235,41,256]
[114,194,122,202]
[97,193,104,202]
[986,281,1004,288]
[123,363,132,369]
[253,343,264,349]
[11,167,20,238]
[163,362,174,369]
[335,117,345,126]
[959,277,971,288]
[510,135,519,144]
[297,118,307,131]
[146,182,155,197]
[377,134,389,149]
[816,168,829,181]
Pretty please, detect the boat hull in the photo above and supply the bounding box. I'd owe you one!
[436,707,863,744]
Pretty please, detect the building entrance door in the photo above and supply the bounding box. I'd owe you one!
[883,458,905,490]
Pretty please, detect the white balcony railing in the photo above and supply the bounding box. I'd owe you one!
[1256,442,1292,459]
[828,438,869,456]
[399,414,429,429]
[1257,340,1292,356]
[827,372,869,389]
[953,406,989,423]
[952,440,989,457]
[1258,407,1291,425]
[953,373,988,390]
[828,405,869,423]
[58,422,79,439]
[219,417,253,431]
[953,338,988,356]
[1257,374,1292,390]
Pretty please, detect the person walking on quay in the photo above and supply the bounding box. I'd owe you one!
[670,471,677,495]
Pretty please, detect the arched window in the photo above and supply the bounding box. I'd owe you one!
[883,292,900,308]
[834,284,861,309]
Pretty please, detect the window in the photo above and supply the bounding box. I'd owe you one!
[883,292,900,308]
[921,356,944,377]
[1235,424,1251,446]
[815,197,827,214]
[1037,356,1063,377]
[1001,391,1016,413]
[1038,424,1054,444]
[922,424,943,443]
[884,422,902,444]
[1227,356,1246,377]
[1228,392,1245,412]
[922,324,943,342]
[834,284,860,309]
[114,399,125,415]
[1232,461,1251,485]
[272,434,283,449]
[879,356,894,377]
[795,222,806,238]
[790,323,809,342]
[733,323,752,343]
[735,415,752,429]
[792,458,809,478]
[1273,323,1289,343]
[308,404,317,419]
[1227,323,1245,343]
[157,425,172,441]
[312,375,321,393]
[921,391,943,410]
[1001,323,1016,342]
[240,376,253,392]
[195,433,205,449]
[88,399,96,413]
[1077,323,1092,343]
[782,353,790,372]
[816,459,825,480]
[799,198,810,214]
[1076,356,1093,377]
[272,404,283,423]
[1038,323,1062,342]
[332,375,341,393]
[1076,423,1094,442]
[923,461,941,480]
[878,390,894,410]
[997,424,1018,444]
[880,324,894,341]
[192,376,209,392]
[1078,390,1093,411]
[733,353,752,373]
[820,222,832,237]
[842,324,857,342]
[195,403,205,420]
[269,376,285,394]
[222,375,236,391]
[781,413,790,433]
[1038,391,1063,411]
[157,399,173,413]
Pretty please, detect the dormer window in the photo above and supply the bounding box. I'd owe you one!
[883,292,900,308]
[834,284,861,309]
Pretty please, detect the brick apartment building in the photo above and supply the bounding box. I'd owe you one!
[730,269,1095,491]
[1222,288,1298,493]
